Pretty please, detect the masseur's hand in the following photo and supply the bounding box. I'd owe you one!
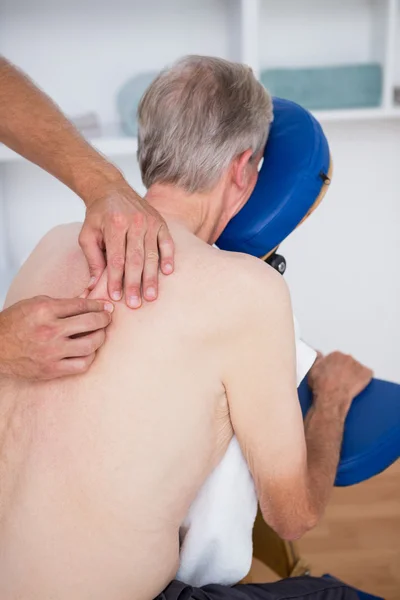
[0,58,174,310]
[308,351,373,418]
[0,296,114,380]
[79,178,175,308]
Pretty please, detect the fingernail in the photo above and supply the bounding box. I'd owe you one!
[104,302,114,313]
[146,287,156,300]
[89,276,97,288]
[128,296,141,309]
[111,291,122,301]
[163,263,173,274]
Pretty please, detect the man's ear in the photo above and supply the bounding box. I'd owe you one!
[223,148,260,221]
[232,148,254,190]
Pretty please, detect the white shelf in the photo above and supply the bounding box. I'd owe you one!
[93,135,138,158]
[2,105,400,165]
[0,132,138,163]
[313,106,400,122]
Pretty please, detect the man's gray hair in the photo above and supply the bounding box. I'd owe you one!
[137,55,273,193]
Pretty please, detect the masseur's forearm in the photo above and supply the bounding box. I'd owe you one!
[0,56,123,205]
[302,399,346,524]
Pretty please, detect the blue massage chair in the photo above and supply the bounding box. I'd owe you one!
[217,98,400,599]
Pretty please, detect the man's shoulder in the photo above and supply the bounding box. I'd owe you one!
[166,236,291,326]
[217,249,287,292]
[210,249,291,316]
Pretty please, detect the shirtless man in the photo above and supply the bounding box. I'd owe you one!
[0,56,370,600]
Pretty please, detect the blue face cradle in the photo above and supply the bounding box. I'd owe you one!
[217,97,331,259]
[219,98,400,487]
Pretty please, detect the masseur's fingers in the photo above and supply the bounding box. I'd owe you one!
[105,221,127,302]
[78,227,107,289]
[142,231,159,303]
[0,296,113,381]
[124,229,145,309]
[62,310,112,337]
[158,222,175,276]
[81,178,175,307]
[54,297,114,319]
[65,329,107,358]
[56,353,97,377]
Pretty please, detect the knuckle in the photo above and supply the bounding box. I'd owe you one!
[78,229,90,246]
[110,254,125,270]
[38,353,57,375]
[75,298,88,314]
[146,215,159,230]
[33,297,52,320]
[40,364,54,379]
[146,250,159,263]
[48,362,61,378]
[35,324,57,343]
[110,212,127,228]
[126,286,141,298]
[127,248,144,267]
[132,212,146,229]
[83,314,99,331]
[159,236,174,247]
[143,275,157,288]
[90,262,104,272]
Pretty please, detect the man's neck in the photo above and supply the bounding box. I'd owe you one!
[145,182,231,245]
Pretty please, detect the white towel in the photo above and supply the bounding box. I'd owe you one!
[177,316,316,587]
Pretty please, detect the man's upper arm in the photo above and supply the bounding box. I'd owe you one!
[223,258,309,536]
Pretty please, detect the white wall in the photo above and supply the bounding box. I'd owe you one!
[396,4,400,85]
[259,0,386,69]
[282,119,400,383]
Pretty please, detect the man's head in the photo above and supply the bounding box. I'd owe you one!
[137,56,273,241]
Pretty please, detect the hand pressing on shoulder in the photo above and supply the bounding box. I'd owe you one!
[79,177,175,308]
[308,351,373,420]
[0,296,114,381]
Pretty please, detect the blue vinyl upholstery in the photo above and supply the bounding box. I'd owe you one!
[218,97,399,485]
[299,377,400,486]
[217,97,330,257]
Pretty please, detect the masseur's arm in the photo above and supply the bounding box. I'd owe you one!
[225,261,372,541]
[0,56,174,305]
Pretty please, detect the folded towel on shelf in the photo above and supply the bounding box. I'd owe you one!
[260,63,382,111]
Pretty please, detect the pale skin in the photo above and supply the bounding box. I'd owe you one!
[0,151,373,599]
[0,56,174,380]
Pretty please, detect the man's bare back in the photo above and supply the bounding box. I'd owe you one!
[0,222,252,600]
[0,55,356,600]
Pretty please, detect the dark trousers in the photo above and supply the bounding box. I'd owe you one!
[155,577,359,600]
